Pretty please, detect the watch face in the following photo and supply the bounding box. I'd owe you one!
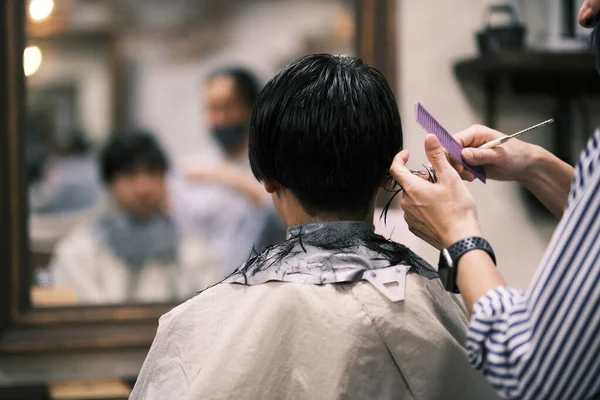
[438,264,449,283]
[438,249,454,288]
[441,249,453,268]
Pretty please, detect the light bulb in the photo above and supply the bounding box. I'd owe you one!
[23,46,42,77]
[29,0,54,21]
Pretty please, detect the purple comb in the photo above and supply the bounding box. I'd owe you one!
[414,102,486,183]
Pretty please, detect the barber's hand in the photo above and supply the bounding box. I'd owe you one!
[185,168,212,181]
[186,162,267,205]
[448,124,541,183]
[185,162,245,183]
[390,135,482,250]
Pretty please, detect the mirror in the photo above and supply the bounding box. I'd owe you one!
[24,0,355,307]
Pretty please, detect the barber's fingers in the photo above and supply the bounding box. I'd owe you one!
[454,124,504,148]
[405,220,441,250]
[447,155,463,173]
[460,170,476,182]
[389,150,411,179]
[390,150,423,192]
[461,147,500,167]
[579,1,598,27]
[398,149,410,165]
[446,156,475,182]
[424,135,456,179]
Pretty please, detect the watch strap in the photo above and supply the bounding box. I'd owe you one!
[446,236,496,266]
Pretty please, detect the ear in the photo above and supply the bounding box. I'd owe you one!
[263,178,281,194]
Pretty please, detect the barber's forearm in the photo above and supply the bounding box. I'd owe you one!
[227,176,268,205]
[519,146,574,219]
[456,250,506,315]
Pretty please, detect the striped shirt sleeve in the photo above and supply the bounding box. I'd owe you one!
[467,130,600,400]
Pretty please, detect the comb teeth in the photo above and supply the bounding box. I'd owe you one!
[414,103,486,183]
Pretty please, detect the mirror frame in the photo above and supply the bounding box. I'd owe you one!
[0,0,398,354]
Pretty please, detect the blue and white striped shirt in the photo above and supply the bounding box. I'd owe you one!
[467,130,600,399]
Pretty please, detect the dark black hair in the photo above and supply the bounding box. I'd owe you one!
[25,119,47,183]
[207,67,262,108]
[249,54,402,218]
[100,130,169,185]
[62,129,91,155]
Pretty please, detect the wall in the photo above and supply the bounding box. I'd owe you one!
[398,0,600,289]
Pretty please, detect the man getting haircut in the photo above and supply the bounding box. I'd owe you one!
[131,54,498,400]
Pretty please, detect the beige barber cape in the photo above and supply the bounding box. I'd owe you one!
[131,275,498,399]
[51,221,222,305]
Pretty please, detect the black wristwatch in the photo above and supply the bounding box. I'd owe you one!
[438,236,496,293]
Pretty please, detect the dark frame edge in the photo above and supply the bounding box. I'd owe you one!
[355,0,398,98]
[0,0,28,332]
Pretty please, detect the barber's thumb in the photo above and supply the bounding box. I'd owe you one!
[390,150,416,184]
[398,150,410,165]
[390,150,410,173]
[424,135,452,174]
[462,148,495,166]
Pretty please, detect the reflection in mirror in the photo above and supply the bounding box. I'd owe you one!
[25,0,355,307]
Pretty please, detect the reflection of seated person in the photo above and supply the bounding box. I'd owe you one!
[170,67,285,277]
[131,55,497,399]
[50,131,220,305]
[29,131,103,214]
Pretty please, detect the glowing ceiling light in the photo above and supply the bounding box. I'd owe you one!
[29,0,54,21]
[23,46,42,77]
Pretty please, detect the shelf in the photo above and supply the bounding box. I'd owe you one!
[455,51,600,96]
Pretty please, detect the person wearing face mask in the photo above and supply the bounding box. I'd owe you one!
[186,68,268,203]
[169,67,286,277]
[29,130,102,214]
[388,1,600,399]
